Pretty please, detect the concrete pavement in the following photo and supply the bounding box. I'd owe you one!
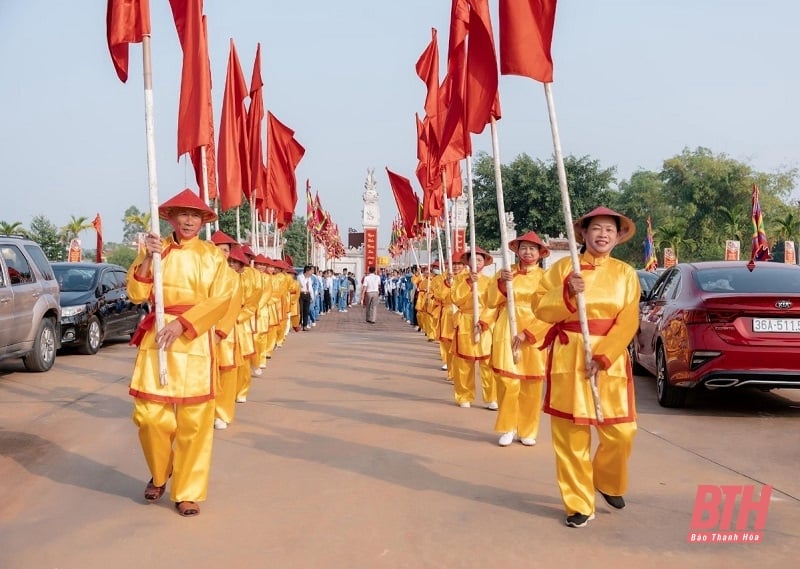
[1,301,798,568]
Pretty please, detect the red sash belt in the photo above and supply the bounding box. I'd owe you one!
[130,305,192,346]
[540,318,616,350]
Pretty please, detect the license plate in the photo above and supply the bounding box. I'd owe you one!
[752,318,800,333]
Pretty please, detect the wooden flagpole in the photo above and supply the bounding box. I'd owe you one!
[141,35,168,386]
[543,83,602,422]
[489,117,519,363]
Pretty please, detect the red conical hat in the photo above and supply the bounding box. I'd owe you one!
[159,188,217,223]
[241,244,255,258]
[252,254,271,265]
[461,246,490,264]
[228,246,249,265]
[210,230,237,246]
[508,231,550,258]
[451,252,465,265]
[573,206,636,245]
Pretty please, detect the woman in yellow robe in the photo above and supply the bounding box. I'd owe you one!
[127,189,235,517]
[534,206,640,528]
[435,254,465,380]
[451,247,496,408]
[483,231,550,447]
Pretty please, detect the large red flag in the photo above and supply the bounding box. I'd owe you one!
[106,0,151,83]
[186,15,216,200]
[217,39,249,212]
[465,0,501,134]
[499,0,557,82]
[415,28,440,125]
[169,0,212,159]
[386,168,421,238]
[439,0,471,163]
[92,213,103,263]
[246,44,265,203]
[265,111,306,228]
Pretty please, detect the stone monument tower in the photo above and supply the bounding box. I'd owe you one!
[362,168,379,271]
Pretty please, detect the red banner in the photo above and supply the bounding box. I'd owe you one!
[364,227,378,271]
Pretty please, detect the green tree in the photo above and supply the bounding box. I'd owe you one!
[28,215,65,261]
[0,221,27,236]
[655,218,696,263]
[106,244,138,269]
[62,215,94,243]
[282,216,308,266]
[123,206,151,244]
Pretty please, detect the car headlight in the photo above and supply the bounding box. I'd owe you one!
[62,305,87,317]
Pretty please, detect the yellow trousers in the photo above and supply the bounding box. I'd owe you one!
[451,356,496,405]
[236,360,253,401]
[276,318,289,346]
[132,398,215,503]
[215,367,239,424]
[494,377,543,439]
[254,333,268,368]
[550,415,637,515]
[265,326,279,358]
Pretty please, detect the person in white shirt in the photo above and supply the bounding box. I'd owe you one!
[296,266,314,330]
[361,265,382,324]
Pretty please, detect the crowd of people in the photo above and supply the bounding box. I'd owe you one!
[126,188,641,528]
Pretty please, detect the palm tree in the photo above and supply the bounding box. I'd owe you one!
[124,211,151,233]
[0,221,26,236]
[61,215,94,242]
[772,212,800,243]
[718,205,749,243]
[655,218,696,262]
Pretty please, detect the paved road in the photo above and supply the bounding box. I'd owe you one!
[1,303,798,569]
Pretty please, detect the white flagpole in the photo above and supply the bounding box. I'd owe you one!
[544,82,602,422]
[465,154,480,344]
[141,35,168,386]
[440,169,454,275]
[200,146,212,240]
[489,117,519,363]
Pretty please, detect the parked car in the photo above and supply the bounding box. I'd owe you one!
[631,261,800,407]
[0,236,61,371]
[636,269,659,300]
[51,262,148,355]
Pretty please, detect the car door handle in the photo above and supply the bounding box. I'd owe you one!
[0,297,10,304]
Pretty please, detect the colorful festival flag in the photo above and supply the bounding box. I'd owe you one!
[643,215,658,271]
[748,183,772,270]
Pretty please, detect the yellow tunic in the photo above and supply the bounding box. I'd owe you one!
[452,272,492,359]
[434,276,456,342]
[484,264,549,380]
[127,235,236,404]
[215,266,243,371]
[535,253,640,425]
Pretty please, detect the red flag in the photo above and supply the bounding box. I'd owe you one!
[106,0,151,83]
[169,0,212,158]
[465,0,501,134]
[265,111,306,228]
[499,0,557,83]
[92,213,103,263]
[748,183,772,271]
[386,168,421,238]
[217,39,249,212]
[444,160,463,199]
[439,0,472,163]
[415,28,441,124]
[246,44,265,203]
[187,15,217,200]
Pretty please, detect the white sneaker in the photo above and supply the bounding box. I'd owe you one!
[214,418,228,430]
[252,367,262,377]
[458,402,471,408]
[486,401,499,410]
[498,431,515,446]
[311,322,316,327]
[440,364,448,371]
[520,437,537,446]
[236,396,247,403]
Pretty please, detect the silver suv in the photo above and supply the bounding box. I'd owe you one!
[0,236,61,371]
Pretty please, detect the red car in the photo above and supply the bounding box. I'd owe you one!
[631,261,800,407]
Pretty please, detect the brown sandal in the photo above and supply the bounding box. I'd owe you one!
[175,501,200,517]
[144,478,166,502]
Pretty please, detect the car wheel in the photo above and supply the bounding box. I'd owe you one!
[22,318,57,372]
[78,316,102,355]
[656,344,687,408]
[628,340,645,374]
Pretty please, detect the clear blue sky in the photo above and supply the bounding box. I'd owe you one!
[1,0,798,244]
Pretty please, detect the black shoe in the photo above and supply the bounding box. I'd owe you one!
[599,491,626,509]
[565,512,595,528]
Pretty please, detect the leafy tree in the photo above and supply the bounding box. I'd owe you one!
[28,215,65,261]
[0,220,27,236]
[282,216,308,266]
[123,206,151,244]
[106,244,138,269]
[217,200,253,242]
[62,215,94,242]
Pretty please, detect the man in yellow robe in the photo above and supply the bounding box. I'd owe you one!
[535,207,640,528]
[127,189,235,517]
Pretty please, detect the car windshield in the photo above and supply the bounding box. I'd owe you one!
[54,267,98,292]
[638,271,658,294]
[694,266,800,293]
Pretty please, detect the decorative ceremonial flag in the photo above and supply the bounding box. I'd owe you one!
[305,179,314,227]
[439,0,471,164]
[499,0,557,83]
[188,15,217,201]
[246,43,265,203]
[643,215,658,271]
[386,168,421,238]
[748,183,772,271]
[265,111,305,228]
[415,28,440,122]
[217,39,249,212]
[92,213,103,263]
[106,0,151,83]
[465,0,501,134]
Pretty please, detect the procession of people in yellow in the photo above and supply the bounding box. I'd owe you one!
[125,189,640,529]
